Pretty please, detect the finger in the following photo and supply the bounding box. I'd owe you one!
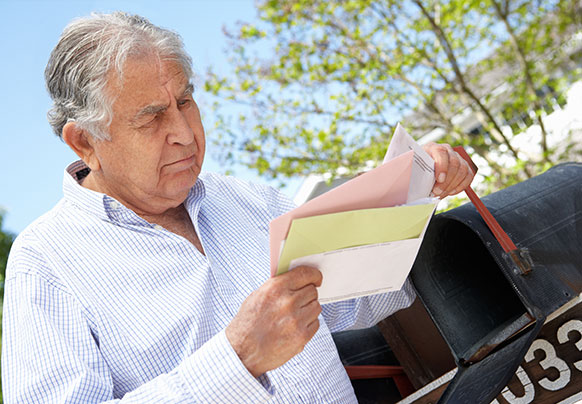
[284,265,323,290]
[442,147,478,196]
[295,284,319,308]
[301,299,322,324]
[305,316,321,341]
[424,143,451,195]
[441,147,462,193]
[446,160,472,196]
[440,151,467,196]
[452,161,475,194]
[295,317,321,353]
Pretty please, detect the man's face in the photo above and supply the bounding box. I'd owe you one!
[89,57,205,215]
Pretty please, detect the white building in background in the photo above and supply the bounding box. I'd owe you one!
[468,79,582,180]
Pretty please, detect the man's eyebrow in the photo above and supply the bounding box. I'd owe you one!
[132,103,168,123]
[130,83,194,125]
[180,83,194,97]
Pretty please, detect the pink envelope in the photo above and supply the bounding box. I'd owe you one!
[269,150,414,276]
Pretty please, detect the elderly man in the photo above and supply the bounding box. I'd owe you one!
[2,12,474,403]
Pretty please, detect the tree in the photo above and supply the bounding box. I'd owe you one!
[0,210,15,403]
[205,0,581,192]
[0,210,14,300]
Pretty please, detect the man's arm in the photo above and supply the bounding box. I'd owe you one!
[226,266,323,377]
[2,240,273,404]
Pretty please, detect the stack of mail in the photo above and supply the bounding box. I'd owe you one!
[269,124,439,303]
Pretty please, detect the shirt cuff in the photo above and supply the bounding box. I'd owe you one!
[179,329,275,402]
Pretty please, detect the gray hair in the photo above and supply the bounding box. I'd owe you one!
[45,12,193,140]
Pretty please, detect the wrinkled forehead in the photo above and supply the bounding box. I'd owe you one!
[106,53,189,99]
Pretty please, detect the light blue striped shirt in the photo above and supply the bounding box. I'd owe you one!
[2,161,416,403]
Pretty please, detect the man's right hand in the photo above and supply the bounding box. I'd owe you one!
[225,266,323,378]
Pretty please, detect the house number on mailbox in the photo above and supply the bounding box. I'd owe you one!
[491,319,582,404]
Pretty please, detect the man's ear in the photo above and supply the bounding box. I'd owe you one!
[62,122,101,171]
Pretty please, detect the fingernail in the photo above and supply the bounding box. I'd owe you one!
[438,173,446,183]
[433,186,443,195]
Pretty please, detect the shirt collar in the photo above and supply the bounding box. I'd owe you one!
[63,160,207,226]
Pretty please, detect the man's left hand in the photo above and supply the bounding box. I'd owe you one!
[422,142,476,198]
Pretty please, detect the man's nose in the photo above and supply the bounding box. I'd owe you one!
[165,105,195,145]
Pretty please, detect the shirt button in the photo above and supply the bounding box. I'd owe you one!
[153,224,164,231]
[110,201,120,210]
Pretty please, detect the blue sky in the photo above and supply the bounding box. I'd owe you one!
[0,0,299,234]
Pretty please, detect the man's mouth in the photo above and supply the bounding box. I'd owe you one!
[166,154,196,171]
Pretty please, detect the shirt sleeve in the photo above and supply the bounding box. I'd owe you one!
[2,242,274,404]
[321,278,417,333]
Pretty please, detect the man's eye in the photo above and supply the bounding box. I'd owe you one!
[139,116,157,128]
[178,99,191,108]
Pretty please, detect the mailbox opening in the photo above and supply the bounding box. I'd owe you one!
[412,217,534,365]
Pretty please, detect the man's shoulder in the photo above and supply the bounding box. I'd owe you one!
[16,199,67,239]
[10,198,89,263]
[7,201,68,279]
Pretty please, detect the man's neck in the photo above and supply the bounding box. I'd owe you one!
[143,204,205,255]
[140,203,189,230]
[81,171,205,255]
[81,171,177,217]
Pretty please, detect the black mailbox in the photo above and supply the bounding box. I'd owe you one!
[411,162,582,403]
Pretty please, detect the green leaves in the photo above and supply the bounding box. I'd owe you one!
[0,210,14,293]
[240,24,266,39]
[205,0,581,194]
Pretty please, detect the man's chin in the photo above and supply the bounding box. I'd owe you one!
[166,172,199,198]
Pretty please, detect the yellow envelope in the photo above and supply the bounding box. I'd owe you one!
[276,202,436,275]
[269,151,414,276]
